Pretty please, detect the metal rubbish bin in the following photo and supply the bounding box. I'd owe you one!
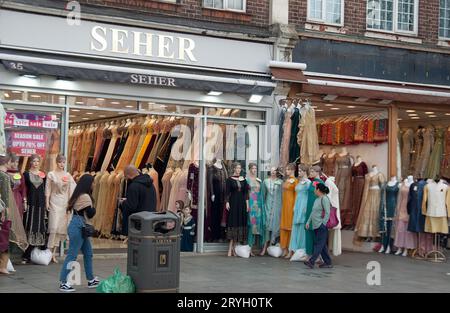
[127,211,181,293]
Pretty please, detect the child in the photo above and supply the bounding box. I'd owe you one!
[180,206,196,252]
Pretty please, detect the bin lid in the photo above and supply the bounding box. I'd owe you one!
[129,211,180,236]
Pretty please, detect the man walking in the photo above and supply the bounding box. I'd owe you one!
[120,165,157,235]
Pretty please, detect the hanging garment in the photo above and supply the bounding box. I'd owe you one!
[401,128,414,178]
[411,128,424,177]
[0,170,28,252]
[440,128,450,179]
[279,109,292,169]
[100,127,119,172]
[289,107,301,163]
[134,121,154,167]
[262,177,283,245]
[335,154,353,227]
[299,107,320,165]
[305,177,324,255]
[322,154,337,177]
[46,129,61,172]
[110,125,130,170]
[23,171,47,246]
[289,179,310,252]
[90,125,105,171]
[130,124,148,166]
[278,107,286,151]
[45,171,76,249]
[0,101,6,156]
[380,182,399,238]
[393,183,417,249]
[225,177,249,243]
[354,172,385,239]
[159,168,174,212]
[407,180,427,233]
[425,127,445,180]
[186,163,199,209]
[94,127,112,172]
[154,127,178,188]
[247,177,265,247]
[416,127,434,179]
[325,177,342,256]
[351,162,368,226]
[147,168,160,211]
[92,172,111,231]
[421,180,450,234]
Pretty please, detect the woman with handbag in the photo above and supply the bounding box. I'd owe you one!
[304,183,333,269]
[59,174,99,292]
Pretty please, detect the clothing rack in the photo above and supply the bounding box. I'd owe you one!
[69,113,143,127]
[316,111,388,124]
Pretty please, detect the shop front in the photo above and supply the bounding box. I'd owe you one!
[0,8,279,253]
[286,37,450,258]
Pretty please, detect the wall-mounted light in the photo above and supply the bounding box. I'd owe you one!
[248,95,263,103]
[207,91,223,96]
[21,74,37,78]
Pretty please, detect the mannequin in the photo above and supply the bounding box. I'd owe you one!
[211,159,223,203]
[206,158,227,242]
[394,177,418,257]
[354,164,385,242]
[226,162,249,257]
[186,161,200,209]
[323,149,337,177]
[261,167,283,255]
[46,155,76,263]
[379,176,399,254]
[280,163,298,258]
[246,163,264,256]
[180,206,196,252]
[22,154,47,263]
[351,155,368,228]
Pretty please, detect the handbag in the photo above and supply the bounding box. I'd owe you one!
[75,210,95,239]
[321,197,339,229]
[0,200,11,253]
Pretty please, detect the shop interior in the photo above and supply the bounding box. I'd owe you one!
[1,89,264,252]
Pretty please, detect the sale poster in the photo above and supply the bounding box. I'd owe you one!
[9,131,47,157]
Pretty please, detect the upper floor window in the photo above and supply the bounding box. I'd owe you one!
[440,0,450,39]
[307,0,344,26]
[367,0,418,35]
[203,0,246,12]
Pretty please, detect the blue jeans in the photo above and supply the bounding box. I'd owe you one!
[309,224,332,265]
[59,215,94,283]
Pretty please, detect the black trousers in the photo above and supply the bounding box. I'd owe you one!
[309,224,332,265]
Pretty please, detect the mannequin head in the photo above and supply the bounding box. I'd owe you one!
[298,164,309,179]
[309,165,321,179]
[7,153,19,171]
[371,165,378,174]
[56,155,66,171]
[29,154,41,171]
[231,162,242,177]
[175,200,185,214]
[248,163,257,177]
[285,163,296,177]
[341,147,348,154]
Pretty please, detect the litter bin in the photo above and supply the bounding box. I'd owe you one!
[127,211,181,293]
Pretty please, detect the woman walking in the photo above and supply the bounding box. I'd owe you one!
[59,174,99,292]
[304,183,333,269]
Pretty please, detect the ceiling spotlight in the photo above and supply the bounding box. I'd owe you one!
[21,74,37,78]
[75,101,83,105]
[125,105,134,108]
[446,113,450,116]
[72,109,80,112]
[406,110,416,113]
[11,90,22,94]
[248,95,263,104]
[99,115,106,118]
[408,113,418,116]
[207,91,223,96]
[111,101,120,105]
[411,117,420,119]
[30,95,41,98]
[96,98,105,101]
[425,112,435,114]
[429,115,437,118]
[331,108,340,110]
[86,112,94,115]
[82,117,89,120]
[325,104,334,107]
[347,106,356,108]
[118,112,126,115]
[4,93,10,98]
[160,105,168,109]
[316,109,324,112]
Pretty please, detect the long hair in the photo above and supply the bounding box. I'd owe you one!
[67,174,94,212]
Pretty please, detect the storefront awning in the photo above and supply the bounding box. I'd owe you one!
[0,52,276,96]
[269,61,308,83]
[300,76,450,105]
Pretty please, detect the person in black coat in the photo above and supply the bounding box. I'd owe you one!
[120,165,156,235]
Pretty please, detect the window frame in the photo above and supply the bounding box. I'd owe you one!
[366,0,419,36]
[439,0,450,40]
[203,0,247,13]
[307,0,345,27]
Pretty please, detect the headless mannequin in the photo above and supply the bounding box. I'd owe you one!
[379,176,398,254]
[328,149,337,158]
[187,161,199,202]
[365,166,380,242]
[340,147,348,157]
[395,176,414,257]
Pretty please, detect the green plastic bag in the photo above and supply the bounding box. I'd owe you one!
[96,267,135,293]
